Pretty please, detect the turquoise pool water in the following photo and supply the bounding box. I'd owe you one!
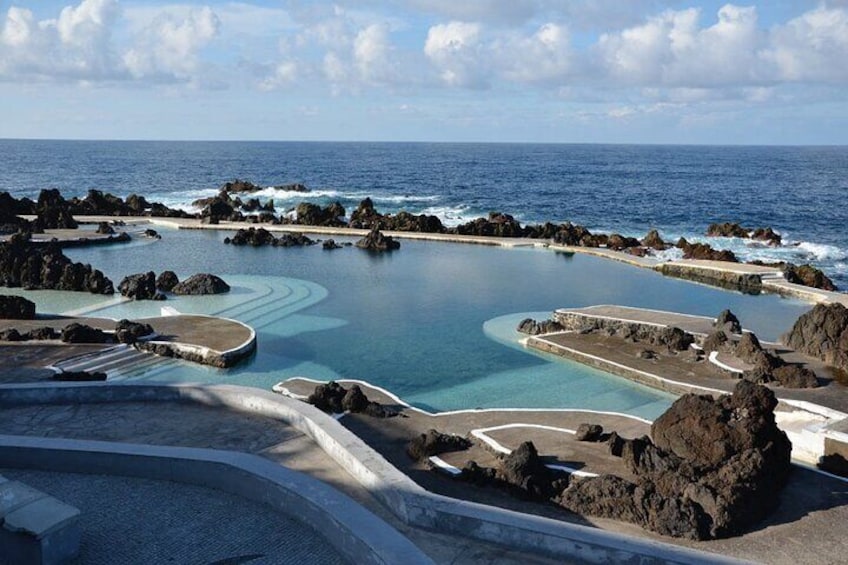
[16,228,813,419]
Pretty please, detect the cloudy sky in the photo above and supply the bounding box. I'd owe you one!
[1,1,846,144]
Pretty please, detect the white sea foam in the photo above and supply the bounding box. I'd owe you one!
[420,205,474,227]
[796,241,848,262]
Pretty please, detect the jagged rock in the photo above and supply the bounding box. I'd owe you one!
[751,227,782,245]
[306,381,397,418]
[606,233,641,251]
[516,318,564,336]
[31,189,78,232]
[701,330,730,353]
[355,227,400,251]
[706,222,749,238]
[51,370,107,382]
[771,365,819,388]
[156,271,179,292]
[274,183,309,193]
[95,222,115,235]
[143,229,161,239]
[348,198,381,228]
[784,264,837,291]
[60,323,116,344]
[295,202,345,227]
[0,192,32,234]
[560,381,792,540]
[461,460,498,485]
[575,424,604,442]
[322,239,343,250]
[225,227,277,246]
[406,429,472,461]
[734,332,766,364]
[497,441,567,501]
[642,229,668,250]
[452,212,526,238]
[115,319,155,344]
[677,238,739,262]
[221,179,263,193]
[0,295,36,319]
[715,309,742,334]
[119,272,159,300]
[0,328,24,341]
[552,223,599,247]
[172,273,230,295]
[0,236,114,294]
[24,327,58,340]
[783,303,848,372]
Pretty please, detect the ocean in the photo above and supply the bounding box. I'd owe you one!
[2,140,846,288]
[0,140,843,415]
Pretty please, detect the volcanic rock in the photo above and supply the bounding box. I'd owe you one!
[516,318,564,336]
[714,309,742,334]
[0,236,114,294]
[701,330,730,353]
[575,424,604,442]
[452,212,525,238]
[156,271,179,292]
[295,202,345,227]
[406,429,472,461]
[706,222,749,238]
[221,179,263,193]
[642,229,668,250]
[0,295,36,319]
[31,189,78,232]
[172,273,230,295]
[115,319,155,344]
[677,238,739,262]
[355,227,400,251]
[60,323,116,344]
[783,263,837,291]
[274,183,309,193]
[322,239,343,250]
[606,233,641,251]
[307,381,397,418]
[783,303,848,372]
[119,272,159,300]
[497,441,567,501]
[95,222,115,235]
[751,227,782,245]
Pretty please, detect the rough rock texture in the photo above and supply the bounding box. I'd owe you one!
[306,381,397,418]
[714,309,742,334]
[67,189,190,218]
[559,381,792,540]
[819,453,848,477]
[706,222,749,239]
[784,263,838,291]
[452,212,526,238]
[322,239,343,250]
[701,330,730,353]
[274,183,309,193]
[554,313,694,352]
[156,271,179,292]
[31,189,78,232]
[221,179,263,193]
[658,264,762,294]
[95,222,115,235]
[115,319,155,344]
[406,429,472,461]
[60,323,116,344]
[0,235,114,294]
[119,272,160,300]
[0,295,36,320]
[605,233,641,251]
[497,442,567,501]
[224,227,315,247]
[295,202,345,227]
[676,238,739,262]
[0,192,33,234]
[355,227,400,251]
[516,318,564,336]
[642,229,668,250]
[575,424,604,442]
[783,303,848,372]
[172,273,230,295]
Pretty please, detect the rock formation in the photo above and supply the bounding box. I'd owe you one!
[31,189,78,231]
[115,319,155,344]
[559,381,792,540]
[0,295,36,319]
[306,381,397,418]
[223,227,315,247]
[642,229,668,250]
[406,429,471,461]
[714,309,742,334]
[119,272,162,300]
[676,238,739,262]
[516,318,564,335]
[156,271,179,292]
[60,323,116,344]
[295,202,345,227]
[51,370,107,382]
[783,263,837,291]
[462,441,569,502]
[355,227,400,251]
[783,303,848,372]
[706,223,781,245]
[172,273,230,295]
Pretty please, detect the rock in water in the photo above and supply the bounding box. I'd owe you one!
[156,270,179,292]
[119,271,158,300]
[0,295,36,319]
[784,263,838,291]
[171,273,230,295]
[516,318,564,335]
[355,227,400,251]
[559,381,791,540]
[783,303,848,372]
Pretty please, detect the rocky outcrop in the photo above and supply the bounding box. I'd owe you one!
[706,223,781,246]
[355,227,400,251]
[784,263,838,291]
[462,442,569,502]
[676,238,739,262]
[452,212,526,238]
[31,189,78,232]
[0,192,32,234]
[306,381,397,418]
[171,273,230,295]
[115,319,155,344]
[274,183,309,193]
[223,227,315,247]
[0,295,36,319]
[156,271,179,292]
[322,239,343,250]
[658,264,762,294]
[575,423,605,442]
[221,179,263,193]
[605,233,641,251]
[60,323,116,344]
[295,202,345,227]
[406,429,472,461]
[783,303,848,372]
[559,381,792,540]
[516,318,564,336]
[642,229,668,250]
[119,272,163,300]
[555,312,694,352]
[0,235,114,294]
[714,309,741,334]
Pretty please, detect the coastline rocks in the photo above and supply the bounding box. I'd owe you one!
[783,263,837,291]
[641,229,668,250]
[0,192,32,234]
[115,319,155,344]
[172,273,230,295]
[32,189,78,232]
[221,179,263,193]
[0,295,36,319]
[714,309,742,334]
[677,238,739,262]
[355,227,400,251]
[348,198,382,228]
[295,202,345,227]
[553,223,601,247]
[156,271,179,292]
[560,381,792,540]
[223,227,316,247]
[783,303,848,372]
[605,233,641,251]
[0,236,114,294]
[498,441,567,501]
[274,183,309,193]
[516,318,564,336]
[452,212,525,238]
[306,381,397,418]
[322,239,343,250]
[706,223,781,245]
[119,271,162,300]
[406,429,472,461]
[60,323,116,344]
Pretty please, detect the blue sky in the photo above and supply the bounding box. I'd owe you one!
[1,1,847,144]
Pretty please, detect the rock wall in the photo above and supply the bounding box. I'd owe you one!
[657,264,762,294]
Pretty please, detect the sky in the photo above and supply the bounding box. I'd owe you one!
[0,1,847,144]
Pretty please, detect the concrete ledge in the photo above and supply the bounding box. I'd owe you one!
[0,434,432,565]
[0,382,740,564]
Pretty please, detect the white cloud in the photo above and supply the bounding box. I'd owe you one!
[764,6,848,82]
[424,21,485,87]
[494,23,572,84]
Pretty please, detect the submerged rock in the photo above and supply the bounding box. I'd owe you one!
[355,227,400,251]
[0,295,36,320]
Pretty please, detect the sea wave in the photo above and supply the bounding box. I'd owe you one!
[419,204,474,227]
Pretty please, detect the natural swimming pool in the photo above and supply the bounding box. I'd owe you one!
[14,228,813,419]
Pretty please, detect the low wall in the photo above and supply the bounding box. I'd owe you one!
[657,264,763,294]
[0,382,740,565]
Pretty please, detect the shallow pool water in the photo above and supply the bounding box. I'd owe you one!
[13,228,813,419]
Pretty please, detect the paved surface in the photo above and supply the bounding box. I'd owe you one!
[0,399,566,565]
[557,305,719,335]
[0,468,348,565]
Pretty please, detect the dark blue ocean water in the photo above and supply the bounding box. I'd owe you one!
[2,140,846,286]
